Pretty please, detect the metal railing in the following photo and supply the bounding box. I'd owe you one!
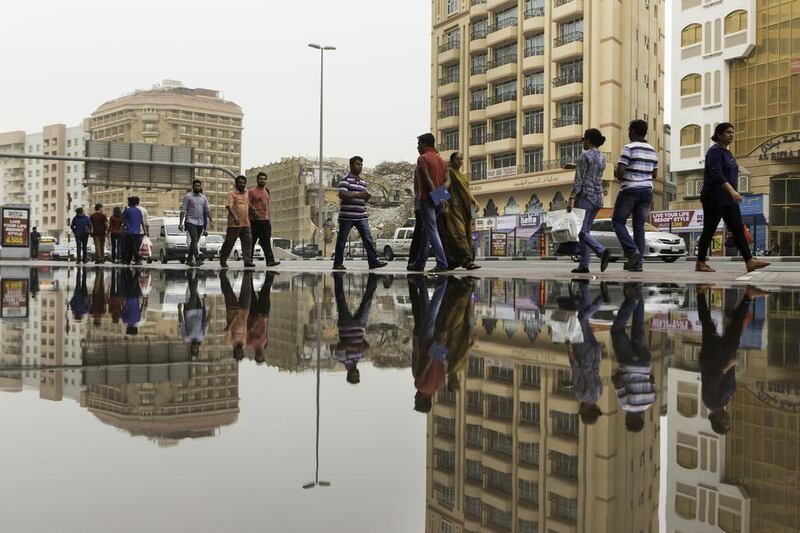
[552,114,582,127]
[487,54,517,69]
[488,18,518,33]
[439,74,460,85]
[487,91,517,105]
[470,134,487,145]
[553,71,583,86]
[439,39,460,53]
[486,130,517,142]
[471,0,487,5]
[554,31,584,47]
[472,28,489,40]
[554,0,575,6]
[470,98,488,110]
[438,108,460,118]
[524,83,545,95]
[525,7,545,18]
[471,63,488,75]
[523,122,544,135]
[524,45,545,57]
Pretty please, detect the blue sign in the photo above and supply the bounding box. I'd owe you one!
[740,194,764,216]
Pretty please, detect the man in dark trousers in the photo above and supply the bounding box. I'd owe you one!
[333,272,379,384]
[249,171,280,268]
[70,208,92,264]
[220,175,255,269]
[409,134,449,273]
[29,227,41,259]
[90,203,108,264]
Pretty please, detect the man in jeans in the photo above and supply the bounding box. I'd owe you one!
[612,119,658,272]
[70,208,92,263]
[409,133,449,273]
[90,203,108,264]
[332,156,387,271]
[122,197,145,265]
[248,171,280,267]
[220,175,254,269]
[179,179,211,268]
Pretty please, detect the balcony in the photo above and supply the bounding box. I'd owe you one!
[487,18,518,47]
[470,134,487,146]
[471,0,488,16]
[438,75,460,96]
[438,108,460,129]
[486,92,517,117]
[523,8,545,33]
[485,132,517,154]
[553,0,583,22]
[551,72,583,101]
[523,48,545,71]
[553,115,582,128]
[470,66,488,86]
[438,40,461,64]
[553,32,583,61]
[470,98,488,111]
[522,84,545,108]
[551,115,583,142]
[486,55,517,83]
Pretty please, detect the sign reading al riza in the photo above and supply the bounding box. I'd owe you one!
[757,133,800,161]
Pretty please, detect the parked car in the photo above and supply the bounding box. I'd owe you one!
[200,233,224,260]
[571,219,686,263]
[376,227,415,261]
[329,242,367,260]
[51,243,73,261]
[292,243,321,258]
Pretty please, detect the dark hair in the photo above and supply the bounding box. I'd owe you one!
[94,203,103,210]
[349,156,363,166]
[347,367,360,384]
[449,151,463,164]
[629,119,648,138]
[711,122,734,143]
[127,197,136,207]
[192,179,202,185]
[583,128,606,148]
[113,206,122,216]
[709,409,731,434]
[256,171,267,179]
[417,133,436,147]
[579,403,602,425]
[235,175,247,181]
[133,196,140,205]
[625,412,645,433]
[126,326,138,336]
[75,207,84,215]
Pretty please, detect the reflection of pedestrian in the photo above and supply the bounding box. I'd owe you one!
[179,270,209,359]
[220,270,252,360]
[567,281,604,424]
[108,269,123,324]
[89,269,107,326]
[409,275,448,412]
[611,283,655,432]
[121,269,145,335]
[333,273,378,384]
[247,272,275,364]
[436,276,476,392]
[29,268,40,298]
[30,227,41,259]
[109,207,124,263]
[698,286,767,434]
[69,268,89,321]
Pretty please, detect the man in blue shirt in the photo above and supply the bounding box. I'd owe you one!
[70,208,93,263]
[179,179,211,268]
[122,197,145,265]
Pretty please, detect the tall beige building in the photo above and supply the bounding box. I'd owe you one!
[89,80,243,223]
[430,0,667,231]
[0,131,26,206]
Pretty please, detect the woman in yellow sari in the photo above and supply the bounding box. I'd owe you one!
[441,152,480,270]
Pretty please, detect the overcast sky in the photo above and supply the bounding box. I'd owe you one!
[0,0,433,169]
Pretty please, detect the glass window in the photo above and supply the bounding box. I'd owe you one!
[524,71,544,94]
[557,58,583,84]
[443,130,459,151]
[493,79,517,100]
[493,116,516,140]
[559,99,582,119]
[675,494,697,519]
[561,18,584,37]
[682,24,702,46]
[520,401,540,424]
[470,158,487,180]
[718,509,743,533]
[493,42,517,66]
[525,33,544,56]
[559,140,583,164]
[470,123,486,145]
[677,444,698,469]
[493,153,516,169]
[442,96,459,116]
[724,10,747,35]
[524,109,544,134]
[471,53,488,75]
[495,6,517,28]
[519,479,539,504]
[447,0,458,15]
[471,87,488,109]
[680,124,701,146]
[442,63,460,83]
[472,18,489,39]
[681,74,701,95]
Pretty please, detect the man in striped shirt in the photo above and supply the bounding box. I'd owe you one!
[333,272,379,384]
[612,119,658,272]
[332,156,387,270]
[611,283,656,432]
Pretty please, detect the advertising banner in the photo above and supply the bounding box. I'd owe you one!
[1,207,30,248]
[496,215,517,231]
[0,278,29,318]
[491,233,507,256]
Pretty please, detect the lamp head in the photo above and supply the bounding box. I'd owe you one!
[308,43,321,49]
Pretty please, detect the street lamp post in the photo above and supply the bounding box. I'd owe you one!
[308,43,336,256]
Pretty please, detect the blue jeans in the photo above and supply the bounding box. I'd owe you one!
[575,197,605,269]
[413,199,448,269]
[74,234,89,262]
[612,187,653,260]
[611,285,650,366]
[333,218,380,267]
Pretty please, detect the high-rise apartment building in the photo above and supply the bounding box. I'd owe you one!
[430,0,666,235]
[89,80,243,224]
[0,131,26,207]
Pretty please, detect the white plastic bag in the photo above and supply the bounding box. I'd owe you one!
[545,309,584,344]
[547,208,585,243]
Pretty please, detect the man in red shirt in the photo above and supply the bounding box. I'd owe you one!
[409,133,450,273]
[248,172,280,268]
[90,203,108,264]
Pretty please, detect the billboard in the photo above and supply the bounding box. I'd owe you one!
[1,206,30,248]
[0,278,29,318]
[84,140,195,189]
[491,233,507,256]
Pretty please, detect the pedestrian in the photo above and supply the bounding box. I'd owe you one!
[407,150,424,270]
[333,272,379,384]
[108,269,123,324]
[247,271,275,364]
[70,207,92,264]
[695,123,769,273]
[179,179,211,268]
[409,275,449,412]
[134,197,150,236]
[567,128,611,274]
[29,226,41,259]
[219,175,255,269]
[439,152,480,271]
[612,119,659,272]
[108,207,124,263]
[248,171,281,268]
[90,203,108,264]
[69,267,89,321]
[89,268,107,326]
[332,156,387,271]
[121,268,145,335]
[122,197,145,265]
[409,134,450,273]
[219,270,252,360]
[566,280,605,424]
[179,269,209,359]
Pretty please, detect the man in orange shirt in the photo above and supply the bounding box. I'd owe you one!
[410,133,450,273]
[248,172,280,268]
[220,175,255,269]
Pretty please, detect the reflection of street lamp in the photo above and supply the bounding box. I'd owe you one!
[308,43,336,253]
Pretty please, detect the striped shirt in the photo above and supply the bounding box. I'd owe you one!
[615,364,656,413]
[338,173,369,221]
[618,141,658,190]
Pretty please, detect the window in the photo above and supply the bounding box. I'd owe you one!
[676,436,698,469]
[520,401,540,424]
[525,0,544,17]
[487,394,514,420]
[681,24,701,47]
[521,365,540,387]
[492,116,516,140]
[442,96,459,117]
[465,496,482,518]
[447,0,458,15]
[555,58,583,86]
[471,87,488,109]
[523,149,544,174]
[493,79,517,101]
[718,509,743,533]
[519,479,539,504]
[435,416,456,437]
[470,123,487,145]
[724,10,747,35]
[559,140,583,165]
[487,430,513,456]
[492,42,517,67]
[552,411,579,437]
[677,381,698,417]
[471,53,488,75]
[442,27,460,51]
[486,468,513,494]
[468,356,484,376]
[680,124,701,146]
[524,33,544,56]
[555,99,582,127]
[443,130,459,150]
[472,18,489,40]
[524,71,544,95]
[550,494,578,523]
[470,158,487,180]
[442,63,460,84]
[495,6,517,29]
[550,452,578,479]
[466,459,483,482]
[520,442,539,466]
[559,18,583,39]
[493,153,516,169]
[680,73,701,96]
[524,109,543,134]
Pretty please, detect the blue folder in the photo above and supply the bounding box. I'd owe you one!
[430,186,452,206]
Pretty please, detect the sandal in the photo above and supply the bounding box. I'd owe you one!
[746,259,769,273]
[695,262,715,273]
[465,263,481,271]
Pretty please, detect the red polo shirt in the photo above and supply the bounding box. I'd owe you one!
[416,147,448,200]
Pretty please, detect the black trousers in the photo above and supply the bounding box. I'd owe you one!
[251,220,275,263]
[697,199,752,262]
[407,209,423,265]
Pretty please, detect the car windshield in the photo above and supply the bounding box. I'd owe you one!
[165,225,183,236]
[206,235,223,243]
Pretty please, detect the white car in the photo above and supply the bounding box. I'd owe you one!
[199,234,264,261]
[572,219,687,263]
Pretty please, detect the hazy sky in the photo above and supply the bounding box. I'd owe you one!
[0,0,433,169]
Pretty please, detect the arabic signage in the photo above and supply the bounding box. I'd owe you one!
[756,381,800,413]
[1,278,29,318]
[756,132,800,161]
[1,207,30,248]
[491,232,507,256]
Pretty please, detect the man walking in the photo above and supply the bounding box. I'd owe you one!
[179,179,211,268]
[249,171,280,268]
[90,203,108,264]
[333,272,379,385]
[409,133,449,273]
[70,208,92,264]
[29,226,40,259]
[220,175,254,269]
[122,197,145,265]
[332,156,387,271]
[612,119,658,272]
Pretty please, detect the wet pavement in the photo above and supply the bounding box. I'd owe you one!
[0,265,798,532]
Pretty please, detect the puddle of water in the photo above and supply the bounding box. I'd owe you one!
[0,266,798,533]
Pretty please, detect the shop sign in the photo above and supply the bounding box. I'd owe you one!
[475,217,496,231]
[0,278,29,318]
[519,213,541,227]
[496,215,517,230]
[650,210,705,231]
[487,166,518,179]
[740,194,766,216]
[1,207,30,248]
[491,233,507,256]
[756,381,800,413]
[757,132,800,161]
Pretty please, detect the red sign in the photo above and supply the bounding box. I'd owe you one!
[1,207,30,248]
[1,279,29,318]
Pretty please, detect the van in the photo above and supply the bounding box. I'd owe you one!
[150,217,189,263]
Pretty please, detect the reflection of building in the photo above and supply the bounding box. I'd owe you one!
[245,157,347,245]
[89,80,243,224]
[426,279,663,533]
[430,0,667,229]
